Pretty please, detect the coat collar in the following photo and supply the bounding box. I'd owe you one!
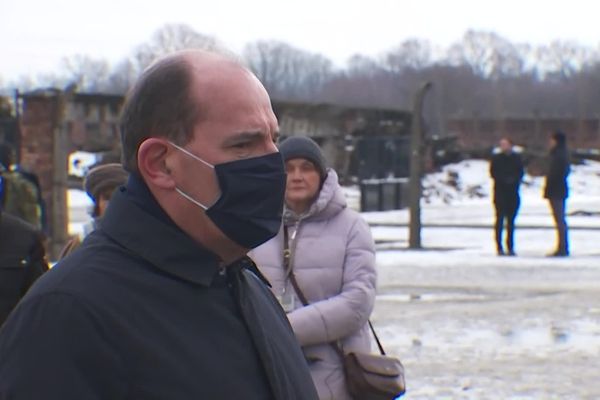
[100,174,221,286]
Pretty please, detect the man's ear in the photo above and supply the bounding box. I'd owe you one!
[137,138,176,190]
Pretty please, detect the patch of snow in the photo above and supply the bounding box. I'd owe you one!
[361,159,600,231]
[68,189,92,236]
[68,151,100,177]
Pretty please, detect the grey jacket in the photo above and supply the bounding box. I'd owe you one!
[251,170,377,400]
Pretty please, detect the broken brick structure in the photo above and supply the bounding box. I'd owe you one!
[16,90,411,258]
[18,90,123,258]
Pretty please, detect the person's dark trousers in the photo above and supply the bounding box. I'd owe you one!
[549,198,569,255]
[495,203,519,255]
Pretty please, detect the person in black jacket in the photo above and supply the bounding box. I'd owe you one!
[0,210,48,326]
[544,130,571,256]
[490,138,524,256]
[0,50,318,400]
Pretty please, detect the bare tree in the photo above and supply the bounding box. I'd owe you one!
[447,30,528,79]
[4,27,600,126]
[243,40,333,100]
[35,72,69,90]
[535,40,591,80]
[107,59,138,94]
[384,39,433,73]
[131,24,223,73]
[60,54,111,92]
[346,54,382,77]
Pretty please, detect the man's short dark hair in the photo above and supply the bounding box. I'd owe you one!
[119,55,200,172]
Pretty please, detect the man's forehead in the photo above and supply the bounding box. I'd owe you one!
[190,65,269,107]
[186,53,249,86]
[181,51,276,130]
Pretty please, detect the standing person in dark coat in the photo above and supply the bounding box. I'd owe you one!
[544,130,571,257]
[0,209,48,326]
[490,138,524,256]
[0,50,318,400]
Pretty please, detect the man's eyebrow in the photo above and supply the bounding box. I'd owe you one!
[222,131,264,146]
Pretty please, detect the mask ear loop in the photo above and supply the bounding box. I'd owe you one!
[168,142,215,170]
[168,141,219,210]
[175,188,209,210]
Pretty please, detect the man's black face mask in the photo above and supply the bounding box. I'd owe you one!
[170,142,286,249]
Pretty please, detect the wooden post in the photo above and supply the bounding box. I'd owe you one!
[408,82,432,249]
[13,89,21,164]
[49,88,74,259]
[342,134,355,185]
[533,109,541,151]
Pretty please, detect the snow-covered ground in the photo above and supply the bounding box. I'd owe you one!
[67,159,600,398]
[68,151,100,178]
[357,160,600,399]
[68,189,93,237]
[362,159,600,229]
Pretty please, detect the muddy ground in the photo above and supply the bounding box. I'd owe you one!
[373,248,600,399]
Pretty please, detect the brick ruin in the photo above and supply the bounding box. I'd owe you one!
[18,90,123,258]
[15,91,411,258]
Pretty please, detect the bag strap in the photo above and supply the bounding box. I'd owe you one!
[368,320,387,356]
[284,227,387,356]
[283,224,293,278]
[284,225,309,305]
[288,260,310,307]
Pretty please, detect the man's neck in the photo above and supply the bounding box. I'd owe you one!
[201,226,248,265]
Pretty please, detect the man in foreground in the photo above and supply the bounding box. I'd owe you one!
[0,50,318,399]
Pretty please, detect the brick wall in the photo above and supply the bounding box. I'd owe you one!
[19,94,60,234]
[448,117,600,152]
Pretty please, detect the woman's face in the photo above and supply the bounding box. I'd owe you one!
[285,158,321,209]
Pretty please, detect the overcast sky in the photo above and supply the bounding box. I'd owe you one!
[2,0,599,81]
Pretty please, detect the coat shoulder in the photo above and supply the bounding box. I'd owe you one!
[24,231,132,303]
[0,213,38,245]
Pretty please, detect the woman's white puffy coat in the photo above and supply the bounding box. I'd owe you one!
[251,170,377,400]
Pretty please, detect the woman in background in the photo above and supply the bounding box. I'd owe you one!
[59,163,128,258]
[251,136,376,400]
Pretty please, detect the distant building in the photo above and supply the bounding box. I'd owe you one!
[14,90,413,256]
[273,101,412,180]
[447,115,600,154]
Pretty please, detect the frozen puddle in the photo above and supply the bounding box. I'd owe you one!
[498,322,600,353]
[379,320,600,357]
[375,289,600,358]
[378,292,490,303]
